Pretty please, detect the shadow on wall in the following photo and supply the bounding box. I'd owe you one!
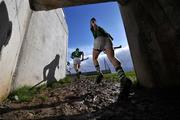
[0,1,12,59]
[43,54,60,87]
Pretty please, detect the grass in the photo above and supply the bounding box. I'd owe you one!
[86,71,137,83]
[8,86,38,102]
[104,71,138,86]
[7,73,137,102]
[104,71,137,83]
[51,76,72,88]
[37,95,48,101]
[58,76,72,85]
[8,76,72,102]
[125,71,138,85]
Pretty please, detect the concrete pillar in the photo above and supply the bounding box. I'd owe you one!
[119,0,179,87]
[118,1,155,87]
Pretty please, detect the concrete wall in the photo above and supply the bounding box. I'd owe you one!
[119,1,155,87]
[119,0,180,87]
[29,0,118,11]
[0,0,68,101]
[0,0,32,100]
[13,9,68,89]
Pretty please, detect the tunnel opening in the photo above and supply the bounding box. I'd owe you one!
[0,1,12,59]
[64,2,137,82]
[28,0,180,88]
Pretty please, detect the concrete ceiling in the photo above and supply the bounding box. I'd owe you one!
[29,0,127,11]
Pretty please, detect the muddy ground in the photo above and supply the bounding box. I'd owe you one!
[0,76,180,120]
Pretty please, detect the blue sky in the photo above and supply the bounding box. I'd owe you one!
[63,2,134,72]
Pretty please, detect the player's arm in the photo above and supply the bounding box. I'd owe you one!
[81,52,84,61]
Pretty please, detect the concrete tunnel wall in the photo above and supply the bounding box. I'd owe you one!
[119,2,155,87]
[13,9,68,89]
[0,0,68,101]
[119,0,180,87]
[0,0,32,100]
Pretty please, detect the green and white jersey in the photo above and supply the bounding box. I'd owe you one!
[71,51,83,59]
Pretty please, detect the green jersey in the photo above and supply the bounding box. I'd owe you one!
[90,26,113,40]
[71,51,83,59]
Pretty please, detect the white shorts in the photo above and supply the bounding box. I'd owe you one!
[73,57,81,65]
[94,36,113,51]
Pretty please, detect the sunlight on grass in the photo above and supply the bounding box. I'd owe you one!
[86,71,137,83]
[8,86,38,102]
[104,71,137,83]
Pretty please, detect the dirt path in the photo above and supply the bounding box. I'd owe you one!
[0,76,180,120]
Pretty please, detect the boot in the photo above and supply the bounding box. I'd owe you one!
[76,71,81,79]
[96,72,103,84]
[118,77,132,101]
